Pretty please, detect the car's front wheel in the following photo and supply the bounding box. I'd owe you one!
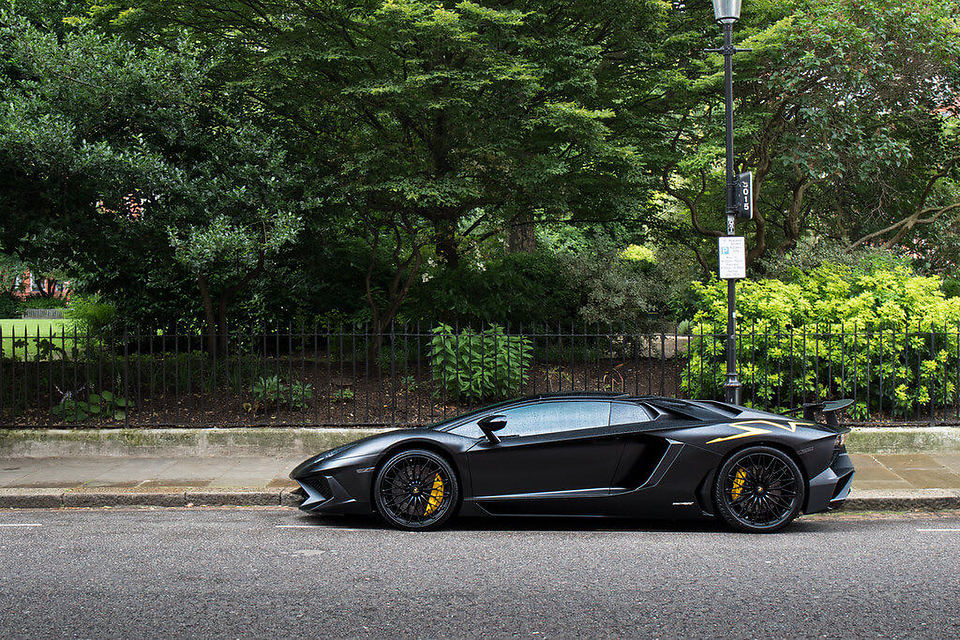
[713,445,805,533]
[373,449,459,531]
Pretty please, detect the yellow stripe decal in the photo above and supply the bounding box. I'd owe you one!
[707,423,772,444]
[706,419,812,444]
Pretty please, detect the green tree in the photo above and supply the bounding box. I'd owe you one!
[0,10,311,343]
[656,0,960,269]
[98,0,669,345]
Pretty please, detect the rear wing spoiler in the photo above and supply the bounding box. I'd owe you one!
[786,399,854,428]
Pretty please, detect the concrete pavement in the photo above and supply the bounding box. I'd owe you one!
[1,508,959,638]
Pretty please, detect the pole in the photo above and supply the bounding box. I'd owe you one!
[722,22,741,405]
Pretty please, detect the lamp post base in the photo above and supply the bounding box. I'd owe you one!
[724,378,742,405]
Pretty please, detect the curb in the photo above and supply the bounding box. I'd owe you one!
[0,488,303,509]
[1,489,958,511]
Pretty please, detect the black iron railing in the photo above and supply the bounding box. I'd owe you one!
[1,321,957,427]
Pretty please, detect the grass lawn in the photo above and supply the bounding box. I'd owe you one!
[0,319,77,359]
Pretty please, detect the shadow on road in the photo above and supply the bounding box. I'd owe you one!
[288,511,881,534]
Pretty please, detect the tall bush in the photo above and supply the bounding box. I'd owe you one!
[682,263,960,417]
[428,324,532,401]
[65,294,116,333]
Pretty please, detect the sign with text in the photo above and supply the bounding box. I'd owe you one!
[736,171,753,219]
[718,236,746,280]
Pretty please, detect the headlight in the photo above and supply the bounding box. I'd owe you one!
[315,444,351,462]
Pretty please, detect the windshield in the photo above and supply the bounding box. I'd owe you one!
[428,399,518,430]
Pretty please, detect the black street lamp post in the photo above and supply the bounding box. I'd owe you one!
[710,0,744,404]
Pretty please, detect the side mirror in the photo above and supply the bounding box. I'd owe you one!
[477,414,507,444]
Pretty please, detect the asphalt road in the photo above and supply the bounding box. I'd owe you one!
[1,509,959,639]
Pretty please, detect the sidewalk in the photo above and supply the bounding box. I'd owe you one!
[1,451,958,510]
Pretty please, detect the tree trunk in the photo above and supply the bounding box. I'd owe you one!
[507,221,537,253]
[436,221,459,268]
[197,275,218,355]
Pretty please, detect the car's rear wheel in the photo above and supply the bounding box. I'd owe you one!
[373,449,459,531]
[713,445,805,533]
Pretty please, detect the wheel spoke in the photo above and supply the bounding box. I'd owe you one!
[377,455,452,527]
[723,452,798,527]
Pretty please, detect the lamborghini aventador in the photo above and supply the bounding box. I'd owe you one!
[290,392,855,533]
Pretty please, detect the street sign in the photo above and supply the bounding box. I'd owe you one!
[718,236,746,279]
[736,171,753,219]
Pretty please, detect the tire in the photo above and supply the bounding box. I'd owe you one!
[713,445,805,533]
[373,449,459,531]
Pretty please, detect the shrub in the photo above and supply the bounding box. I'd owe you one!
[428,323,532,401]
[65,294,116,332]
[407,250,580,327]
[51,390,131,422]
[0,294,18,319]
[681,262,960,416]
[19,296,67,309]
[248,375,313,411]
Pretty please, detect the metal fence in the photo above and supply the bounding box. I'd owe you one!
[1,322,958,427]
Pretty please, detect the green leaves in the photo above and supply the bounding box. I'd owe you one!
[248,375,313,412]
[681,260,960,415]
[50,390,132,423]
[428,323,532,401]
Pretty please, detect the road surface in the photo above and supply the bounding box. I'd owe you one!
[2,509,959,638]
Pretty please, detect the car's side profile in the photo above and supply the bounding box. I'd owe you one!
[290,392,855,533]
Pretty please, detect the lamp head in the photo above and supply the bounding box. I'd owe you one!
[712,0,742,24]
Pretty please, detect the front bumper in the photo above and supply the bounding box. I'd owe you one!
[805,447,855,514]
[290,453,379,514]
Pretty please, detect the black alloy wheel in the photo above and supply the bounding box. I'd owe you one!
[373,449,459,531]
[713,445,805,533]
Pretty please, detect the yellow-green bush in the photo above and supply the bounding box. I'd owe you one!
[682,263,960,417]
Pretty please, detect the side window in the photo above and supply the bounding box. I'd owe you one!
[610,402,653,426]
[452,401,612,438]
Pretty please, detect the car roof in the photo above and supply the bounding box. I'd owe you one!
[506,394,764,421]
[431,394,770,431]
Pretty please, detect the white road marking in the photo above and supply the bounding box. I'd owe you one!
[916,528,960,532]
[275,524,366,531]
[0,523,41,527]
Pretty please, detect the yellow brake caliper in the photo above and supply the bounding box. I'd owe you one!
[423,473,445,516]
[730,467,748,501]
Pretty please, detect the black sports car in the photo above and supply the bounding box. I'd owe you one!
[290,392,855,532]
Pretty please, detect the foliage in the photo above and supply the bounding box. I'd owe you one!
[428,323,532,401]
[65,294,116,332]
[3,0,960,345]
[247,376,313,412]
[0,294,17,319]
[619,245,656,265]
[681,262,960,415]
[407,251,580,326]
[562,245,678,327]
[18,296,66,309]
[51,389,130,422]
[0,11,311,336]
[657,0,960,269]
[331,388,355,402]
[103,0,659,335]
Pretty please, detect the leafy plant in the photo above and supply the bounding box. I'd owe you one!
[51,389,131,422]
[19,296,66,309]
[248,375,313,412]
[681,262,960,416]
[0,294,18,319]
[428,323,532,401]
[65,294,116,332]
[331,388,354,402]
